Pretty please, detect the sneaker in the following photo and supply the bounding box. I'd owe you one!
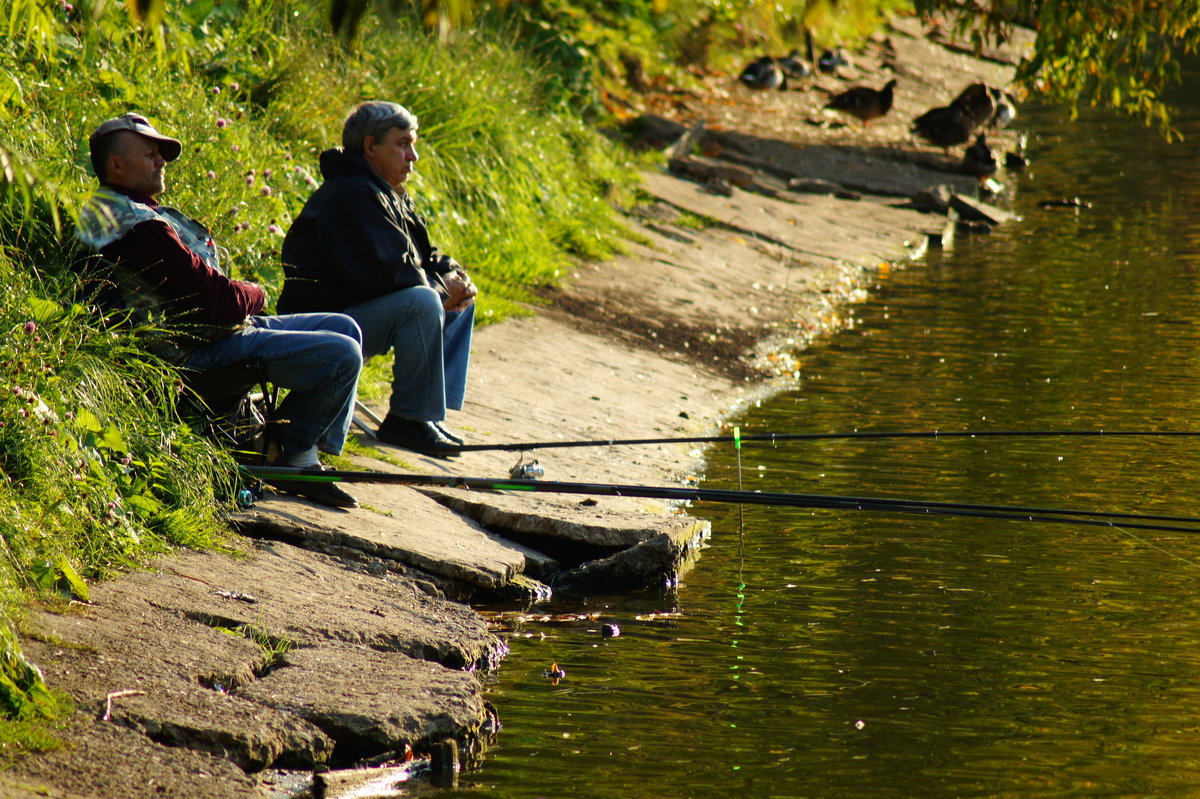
[377,415,461,458]
[264,466,359,509]
[432,421,465,446]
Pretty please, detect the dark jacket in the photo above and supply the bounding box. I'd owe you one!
[277,148,461,314]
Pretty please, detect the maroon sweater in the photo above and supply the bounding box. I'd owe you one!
[97,186,265,325]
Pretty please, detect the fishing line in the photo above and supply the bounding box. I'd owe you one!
[450,428,1200,454]
[241,466,1200,535]
[1110,525,1200,571]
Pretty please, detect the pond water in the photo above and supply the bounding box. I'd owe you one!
[445,64,1200,797]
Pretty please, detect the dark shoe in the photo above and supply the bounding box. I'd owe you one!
[377,415,461,457]
[264,468,358,509]
[432,422,464,446]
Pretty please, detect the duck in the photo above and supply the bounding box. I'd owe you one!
[952,82,996,130]
[1004,150,1028,170]
[911,103,976,151]
[738,56,787,91]
[961,133,998,179]
[911,83,994,151]
[778,48,811,80]
[818,47,850,73]
[824,79,897,126]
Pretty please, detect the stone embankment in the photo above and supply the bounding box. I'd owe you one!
[3,15,1030,798]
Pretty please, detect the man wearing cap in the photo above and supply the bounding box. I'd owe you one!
[76,112,362,509]
[277,101,475,458]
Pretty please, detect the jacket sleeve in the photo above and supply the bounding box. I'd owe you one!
[424,237,463,281]
[102,220,265,323]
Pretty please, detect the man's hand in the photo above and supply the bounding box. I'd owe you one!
[443,270,477,312]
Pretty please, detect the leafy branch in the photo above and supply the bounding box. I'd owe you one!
[915,0,1200,137]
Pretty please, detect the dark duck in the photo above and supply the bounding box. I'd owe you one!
[911,83,992,151]
[778,48,811,80]
[818,47,850,73]
[738,56,787,91]
[824,78,897,126]
[961,133,998,179]
[954,82,996,129]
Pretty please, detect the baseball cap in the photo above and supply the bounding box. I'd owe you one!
[88,113,182,163]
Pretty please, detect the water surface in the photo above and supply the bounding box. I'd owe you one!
[449,63,1200,797]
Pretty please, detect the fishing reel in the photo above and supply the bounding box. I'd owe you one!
[509,455,545,480]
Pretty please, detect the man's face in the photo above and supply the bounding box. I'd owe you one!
[363,127,418,189]
[107,132,167,197]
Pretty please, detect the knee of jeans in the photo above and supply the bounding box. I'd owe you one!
[411,286,446,323]
[332,334,363,372]
[331,314,364,345]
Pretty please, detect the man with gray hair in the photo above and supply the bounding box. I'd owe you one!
[278,101,476,457]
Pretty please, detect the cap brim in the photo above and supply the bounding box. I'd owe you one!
[90,115,183,162]
[150,135,182,162]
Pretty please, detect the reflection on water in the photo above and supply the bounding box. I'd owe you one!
[453,65,1200,798]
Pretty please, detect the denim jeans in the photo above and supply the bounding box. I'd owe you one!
[343,285,474,421]
[183,313,362,458]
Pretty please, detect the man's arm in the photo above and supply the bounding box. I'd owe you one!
[406,204,476,309]
[103,220,266,324]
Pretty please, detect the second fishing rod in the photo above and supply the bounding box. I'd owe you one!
[446,427,1200,454]
[241,465,1200,535]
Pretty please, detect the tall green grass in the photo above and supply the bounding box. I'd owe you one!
[0,0,635,729]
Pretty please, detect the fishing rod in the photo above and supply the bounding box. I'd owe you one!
[241,465,1200,535]
[450,428,1200,454]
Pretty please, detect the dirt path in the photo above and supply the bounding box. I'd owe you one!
[3,14,1032,797]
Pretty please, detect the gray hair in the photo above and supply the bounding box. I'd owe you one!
[342,101,418,153]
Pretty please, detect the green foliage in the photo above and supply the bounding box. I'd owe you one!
[0,276,235,576]
[362,0,907,109]
[913,0,1200,137]
[0,624,56,720]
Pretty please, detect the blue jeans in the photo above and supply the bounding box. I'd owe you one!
[183,313,362,458]
[343,286,473,421]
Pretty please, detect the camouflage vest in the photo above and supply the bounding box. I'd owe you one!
[78,186,222,269]
[76,187,241,362]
